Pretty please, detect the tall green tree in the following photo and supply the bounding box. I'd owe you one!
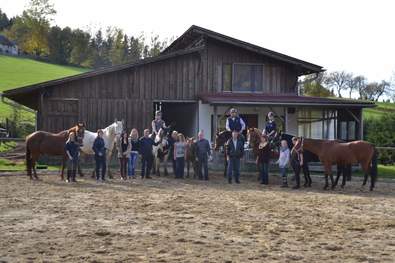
[47,26,72,64]
[69,29,90,66]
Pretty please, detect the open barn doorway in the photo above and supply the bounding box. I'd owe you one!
[153,101,198,138]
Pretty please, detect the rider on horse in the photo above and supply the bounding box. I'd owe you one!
[262,112,278,147]
[152,110,167,136]
[225,108,246,142]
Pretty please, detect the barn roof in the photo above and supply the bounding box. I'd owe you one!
[198,93,376,108]
[163,25,324,75]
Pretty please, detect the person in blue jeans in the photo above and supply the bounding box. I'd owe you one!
[276,140,290,187]
[174,133,187,179]
[257,135,271,185]
[225,131,244,184]
[128,128,140,179]
[139,129,160,179]
[92,129,107,181]
[65,132,80,183]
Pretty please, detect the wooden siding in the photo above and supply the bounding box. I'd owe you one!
[40,52,201,132]
[204,39,298,94]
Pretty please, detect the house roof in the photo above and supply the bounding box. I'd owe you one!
[3,46,203,99]
[163,25,324,75]
[198,93,376,108]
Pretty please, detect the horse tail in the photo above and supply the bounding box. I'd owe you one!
[371,146,378,185]
[26,143,32,178]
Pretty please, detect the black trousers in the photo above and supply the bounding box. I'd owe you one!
[197,155,209,180]
[291,159,312,186]
[95,155,106,180]
[141,155,153,178]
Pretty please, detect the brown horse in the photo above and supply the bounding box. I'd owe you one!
[214,130,232,177]
[298,138,377,190]
[25,124,85,180]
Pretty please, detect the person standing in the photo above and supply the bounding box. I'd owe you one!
[174,133,187,179]
[291,137,312,189]
[257,135,271,185]
[116,131,131,180]
[65,132,80,183]
[92,129,107,182]
[151,110,166,136]
[139,129,159,179]
[195,130,211,180]
[167,130,178,176]
[128,129,140,179]
[277,140,291,187]
[226,130,244,184]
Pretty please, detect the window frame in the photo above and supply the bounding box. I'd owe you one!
[231,63,264,93]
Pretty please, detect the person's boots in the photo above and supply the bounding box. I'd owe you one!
[66,170,72,183]
[71,169,77,182]
[293,174,300,189]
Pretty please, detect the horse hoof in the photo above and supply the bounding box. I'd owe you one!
[341,185,345,189]
[323,186,328,190]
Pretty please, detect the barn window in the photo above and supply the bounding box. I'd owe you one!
[232,64,263,92]
[222,64,232,91]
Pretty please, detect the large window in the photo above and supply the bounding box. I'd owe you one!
[222,63,264,92]
[298,109,337,139]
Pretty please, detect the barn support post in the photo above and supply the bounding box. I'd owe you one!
[359,109,364,140]
[213,105,218,162]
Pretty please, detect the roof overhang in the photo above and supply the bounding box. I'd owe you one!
[198,93,376,108]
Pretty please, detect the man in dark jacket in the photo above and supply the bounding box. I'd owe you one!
[92,129,106,181]
[196,130,211,180]
[139,129,160,179]
[226,130,244,184]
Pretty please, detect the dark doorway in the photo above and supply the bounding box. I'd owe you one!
[240,114,258,137]
[153,102,197,137]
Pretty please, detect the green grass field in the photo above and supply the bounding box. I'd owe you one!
[0,54,90,121]
[364,101,395,120]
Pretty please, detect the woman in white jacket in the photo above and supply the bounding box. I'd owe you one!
[277,140,290,187]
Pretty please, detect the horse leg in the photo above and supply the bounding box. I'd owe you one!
[60,156,66,181]
[186,160,190,178]
[334,165,341,188]
[78,162,84,177]
[164,156,169,177]
[32,158,39,180]
[224,158,227,178]
[330,172,335,190]
[106,153,113,179]
[341,168,347,188]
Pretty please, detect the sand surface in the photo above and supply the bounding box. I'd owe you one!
[0,172,394,262]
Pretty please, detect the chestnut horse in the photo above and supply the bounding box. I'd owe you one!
[25,123,85,180]
[298,138,377,190]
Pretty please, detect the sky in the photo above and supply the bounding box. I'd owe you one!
[1,0,395,84]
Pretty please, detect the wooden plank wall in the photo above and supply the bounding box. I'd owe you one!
[205,39,298,94]
[41,52,202,133]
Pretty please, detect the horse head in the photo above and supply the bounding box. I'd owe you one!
[214,130,231,151]
[112,120,124,137]
[247,127,261,149]
[68,123,85,144]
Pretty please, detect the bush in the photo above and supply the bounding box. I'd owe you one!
[364,114,395,164]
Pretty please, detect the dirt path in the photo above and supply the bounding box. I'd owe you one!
[0,173,394,262]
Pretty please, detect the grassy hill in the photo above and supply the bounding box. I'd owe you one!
[0,55,90,122]
[364,101,395,120]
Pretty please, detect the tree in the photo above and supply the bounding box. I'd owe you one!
[299,72,332,97]
[325,71,353,98]
[6,0,56,56]
[69,29,90,66]
[361,81,390,101]
[47,26,72,64]
[129,35,144,62]
[0,9,12,31]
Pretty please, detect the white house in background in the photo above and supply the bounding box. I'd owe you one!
[0,35,18,55]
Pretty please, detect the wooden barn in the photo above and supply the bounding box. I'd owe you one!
[3,25,374,141]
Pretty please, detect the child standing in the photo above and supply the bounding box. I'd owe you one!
[277,140,290,187]
[174,133,187,179]
[65,132,80,183]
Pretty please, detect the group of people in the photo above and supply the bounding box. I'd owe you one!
[64,108,311,189]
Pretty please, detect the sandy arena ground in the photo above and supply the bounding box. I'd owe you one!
[0,171,394,262]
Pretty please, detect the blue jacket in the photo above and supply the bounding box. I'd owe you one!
[196,138,211,159]
[265,121,277,134]
[92,137,106,157]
